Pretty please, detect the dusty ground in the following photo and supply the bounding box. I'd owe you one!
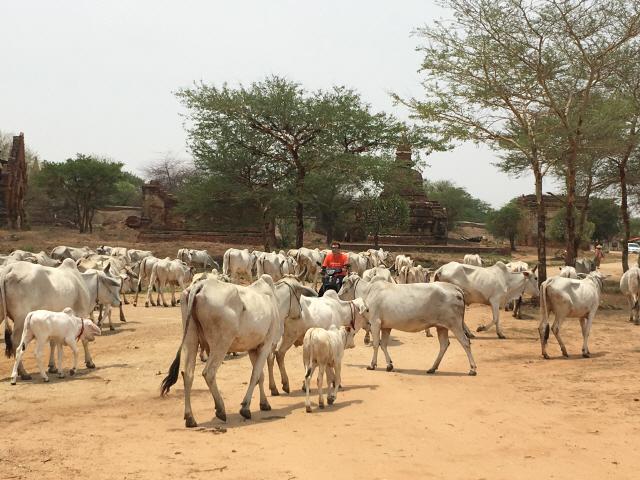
[1,231,639,479]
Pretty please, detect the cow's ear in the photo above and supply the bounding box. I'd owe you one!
[90,322,102,336]
[522,271,531,277]
[345,326,351,333]
[104,263,111,275]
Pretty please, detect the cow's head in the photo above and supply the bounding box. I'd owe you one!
[522,270,540,297]
[337,274,360,300]
[343,326,356,350]
[82,319,102,342]
[97,268,122,307]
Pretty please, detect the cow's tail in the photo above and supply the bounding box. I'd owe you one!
[222,250,230,275]
[456,288,473,339]
[540,279,551,341]
[137,257,148,293]
[160,282,205,396]
[634,270,640,311]
[2,266,12,357]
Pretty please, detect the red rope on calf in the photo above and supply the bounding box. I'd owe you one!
[76,319,85,342]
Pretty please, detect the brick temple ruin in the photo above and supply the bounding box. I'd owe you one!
[517,194,586,246]
[0,133,28,230]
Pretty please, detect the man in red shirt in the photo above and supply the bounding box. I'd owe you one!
[320,241,349,294]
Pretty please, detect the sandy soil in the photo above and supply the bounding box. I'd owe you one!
[1,238,639,479]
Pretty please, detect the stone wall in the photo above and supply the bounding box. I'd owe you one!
[0,133,27,229]
[517,194,586,246]
[129,180,184,230]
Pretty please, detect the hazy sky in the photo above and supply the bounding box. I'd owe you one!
[2,1,546,208]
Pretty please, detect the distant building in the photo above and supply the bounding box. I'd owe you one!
[517,194,585,246]
[0,133,27,229]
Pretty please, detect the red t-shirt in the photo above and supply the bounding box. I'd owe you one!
[323,252,348,277]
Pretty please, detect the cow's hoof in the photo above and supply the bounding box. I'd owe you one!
[469,370,477,376]
[10,378,16,385]
[282,384,290,394]
[306,406,312,413]
[144,304,149,308]
[364,337,370,345]
[120,317,127,323]
[466,332,476,339]
[215,409,226,422]
[562,351,569,358]
[270,389,280,396]
[164,304,169,308]
[239,407,252,419]
[498,334,506,339]
[301,384,307,393]
[232,352,239,356]
[386,364,394,372]
[319,404,325,409]
[367,365,376,370]
[260,402,271,411]
[86,361,96,369]
[543,353,550,360]
[176,299,181,304]
[328,395,335,405]
[582,352,590,358]
[426,368,436,374]
[476,325,485,332]
[43,377,49,383]
[20,373,32,380]
[426,331,433,337]
[70,369,75,376]
[185,413,198,428]
[110,325,115,331]
[48,366,58,374]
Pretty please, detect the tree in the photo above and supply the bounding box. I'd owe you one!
[177,76,426,248]
[361,195,410,247]
[588,198,623,242]
[398,0,640,284]
[424,179,492,226]
[33,154,125,233]
[141,151,194,194]
[485,203,526,250]
[548,207,595,245]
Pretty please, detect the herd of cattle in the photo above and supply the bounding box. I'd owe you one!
[1,244,635,426]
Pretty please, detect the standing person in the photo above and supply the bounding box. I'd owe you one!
[594,244,605,269]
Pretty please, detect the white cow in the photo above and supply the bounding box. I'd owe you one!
[267,290,368,396]
[191,269,231,285]
[620,265,640,324]
[145,258,194,307]
[256,252,289,282]
[559,266,579,279]
[30,251,62,267]
[295,248,327,289]
[398,265,430,284]
[345,252,371,277]
[394,254,413,273]
[338,275,477,375]
[222,248,256,284]
[504,261,531,318]
[188,249,220,271]
[177,248,192,265]
[366,248,393,268]
[133,256,160,307]
[128,249,153,262]
[159,273,317,426]
[303,325,355,413]
[1,259,118,380]
[464,254,483,267]
[434,261,540,339]
[10,308,101,384]
[538,271,610,359]
[362,267,396,283]
[51,246,93,261]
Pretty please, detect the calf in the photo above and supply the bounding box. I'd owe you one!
[10,308,101,384]
[538,271,610,359]
[146,258,193,307]
[303,325,355,413]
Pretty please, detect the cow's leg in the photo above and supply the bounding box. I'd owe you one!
[144,280,153,307]
[249,349,271,412]
[11,332,33,384]
[267,350,278,396]
[538,314,551,359]
[581,312,596,358]
[425,328,433,337]
[170,285,177,307]
[122,291,130,305]
[181,321,201,427]
[240,343,272,419]
[81,338,95,368]
[427,326,451,374]
[276,333,299,394]
[550,316,569,358]
[305,363,316,413]
[47,339,58,373]
[159,280,169,307]
[155,283,161,306]
[33,338,49,382]
[201,348,228,423]
[317,363,326,409]
[133,281,141,307]
[477,302,505,339]
[363,329,371,345]
[379,328,394,371]
[450,324,477,375]
[367,319,382,370]
[328,362,340,405]
[57,344,65,378]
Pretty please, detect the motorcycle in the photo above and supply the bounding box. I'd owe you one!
[316,261,350,297]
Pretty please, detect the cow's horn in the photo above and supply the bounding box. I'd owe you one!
[531,264,538,273]
[296,265,308,281]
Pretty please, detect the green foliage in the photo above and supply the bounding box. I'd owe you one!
[20,244,35,253]
[548,207,595,244]
[33,154,125,233]
[630,218,640,238]
[276,219,296,249]
[424,179,492,226]
[588,198,622,241]
[485,203,526,250]
[110,172,144,206]
[361,195,410,246]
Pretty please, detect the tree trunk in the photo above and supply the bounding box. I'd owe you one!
[620,160,630,272]
[267,220,277,251]
[535,171,547,286]
[295,167,306,249]
[509,235,516,251]
[565,147,578,265]
[374,233,379,248]
[575,175,593,253]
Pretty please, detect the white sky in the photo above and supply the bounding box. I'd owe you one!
[2,0,544,208]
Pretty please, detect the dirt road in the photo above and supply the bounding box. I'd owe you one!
[2,258,640,479]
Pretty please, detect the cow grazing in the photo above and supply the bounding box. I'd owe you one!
[538,271,610,359]
[10,308,101,384]
[464,254,483,267]
[145,258,193,307]
[159,273,317,426]
[620,265,640,324]
[434,261,539,338]
[303,325,355,413]
[188,250,220,271]
[222,248,257,284]
[1,259,112,379]
[267,289,368,396]
[338,275,477,375]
